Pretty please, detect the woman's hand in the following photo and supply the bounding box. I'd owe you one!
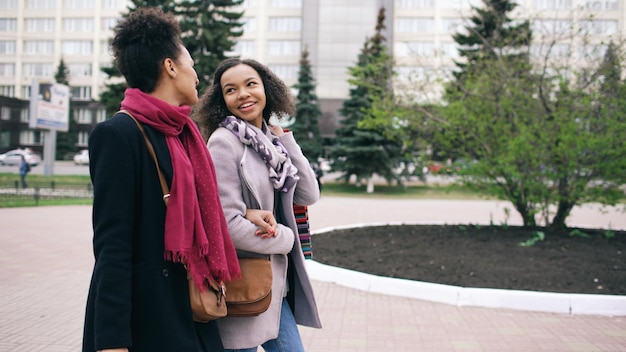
[245,209,277,239]
[268,124,285,137]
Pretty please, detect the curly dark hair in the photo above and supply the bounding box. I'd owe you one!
[192,58,295,138]
[111,7,182,93]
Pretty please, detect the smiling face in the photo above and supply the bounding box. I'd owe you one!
[220,63,266,128]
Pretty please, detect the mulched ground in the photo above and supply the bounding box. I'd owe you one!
[312,224,626,295]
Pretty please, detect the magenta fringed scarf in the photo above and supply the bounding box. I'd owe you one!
[121,88,240,289]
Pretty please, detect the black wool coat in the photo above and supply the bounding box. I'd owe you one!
[82,113,223,352]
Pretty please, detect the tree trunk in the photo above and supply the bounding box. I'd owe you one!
[367,175,374,193]
[513,200,536,227]
[549,200,574,230]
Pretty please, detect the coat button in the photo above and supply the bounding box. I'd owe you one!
[162,269,169,277]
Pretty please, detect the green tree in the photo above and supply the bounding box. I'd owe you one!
[290,47,323,162]
[330,6,403,192]
[179,0,244,93]
[54,58,77,160]
[98,0,243,115]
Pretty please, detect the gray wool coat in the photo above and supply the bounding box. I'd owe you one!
[207,122,322,349]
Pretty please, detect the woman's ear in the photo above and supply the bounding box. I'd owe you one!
[163,58,176,78]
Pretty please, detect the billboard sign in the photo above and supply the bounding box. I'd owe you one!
[29,80,70,132]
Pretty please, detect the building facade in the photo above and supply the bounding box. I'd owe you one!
[1,0,624,151]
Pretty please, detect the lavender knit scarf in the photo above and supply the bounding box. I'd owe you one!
[221,115,299,192]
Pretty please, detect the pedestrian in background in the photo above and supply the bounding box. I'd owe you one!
[192,58,322,352]
[19,154,30,188]
[82,7,240,352]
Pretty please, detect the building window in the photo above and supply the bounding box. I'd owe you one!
[71,86,92,100]
[233,40,255,57]
[77,131,89,146]
[269,17,301,32]
[242,17,256,32]
[1,107,10,120]
[62,40,93,55]
[440,42,460,58]
[0,18,17,32]
[578,44,607,59]
[531,43,571,59]
[396,18,435,33]
[441,18,464,34]
[68,63,92,77]
[397,0,435,8]
[270,0,301,7]
[25,18,55,32]
[0,0,18,9]
[241,0,257,7]
[96,109,107,123]
[24,40,55,55]
[0,63,16,77]
[267,64,298,80]
[579,20,617,35]
[267,40,300,56]
[64,18,94,32]
[579,0,618,9]
[22,86,32,99]
[0,40,16,54]
[441,0,482,9]
[101,17,118,31]
[20,108,29,122]
[395,42,435,57]
[101,0,126,9]
[533,0,572,9]
[23,63,54,78]
[75,108,93,123]
[64,0,94,9]
[0,85,15,97]
[26,0,56,9]
[532,19,572,35]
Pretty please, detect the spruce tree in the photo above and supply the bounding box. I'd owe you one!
[179,0,244,93]
[330,6,403,191]
[451,0,531,81]
[290,47,323,162]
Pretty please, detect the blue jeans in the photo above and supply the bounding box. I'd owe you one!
[225,298,305,352]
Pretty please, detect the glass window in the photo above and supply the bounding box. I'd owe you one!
[64,18,94,32]
[25,18,55,32]
[533,0,572,9]
[20,130,43,145]
[101,0,127,9]
[78,131,89,146]
[579,0,618,9]
[1,106,10,120]
[64,0,94,9]
[242,17,256,32]
[0,40,16,54]
[267,40,300,56]
[267,64,298,80]
[440,43,460,58]
[579,20,617,35]
[578,44,607,59]
[531,43,571,58]
[396,0,434,8]
[68,63,92,77]
[62,40,93,55]
[96,109,107,123]
[24,41,55,55]
[269,17,301,32]
[396,18,435,33]
[71,86,92,100]
[0,0,18,9]
[441,0,482,9]
[75,108,93,123]
[20,108,29,122]
[23,63,54,78]
[0,63,16,77]
[233,40,255,57]
[241,0,257,7]
[0,18,17,32]
[101,17,118,31]
[532,19,571,35]
[441,18,464,34]
[0,85,15,97]
[270,0,301,7]
[395,42,434,57]
[27,0,56,9]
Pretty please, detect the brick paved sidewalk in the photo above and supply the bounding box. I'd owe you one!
[0,199,625,351]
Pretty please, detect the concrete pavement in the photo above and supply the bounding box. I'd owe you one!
[0,198,625,351]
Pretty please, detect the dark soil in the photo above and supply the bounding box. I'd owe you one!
[312,225,626,295]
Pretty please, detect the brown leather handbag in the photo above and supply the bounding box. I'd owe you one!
[124,110,227,322]
[225,255,273,317]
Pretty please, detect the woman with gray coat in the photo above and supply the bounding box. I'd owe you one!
[193,58,321,351]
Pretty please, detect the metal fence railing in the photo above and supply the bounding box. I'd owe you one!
[0,181,93,205]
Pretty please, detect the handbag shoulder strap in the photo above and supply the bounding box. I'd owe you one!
[118,109,170,206]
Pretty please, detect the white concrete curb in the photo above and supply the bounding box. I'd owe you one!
[308,222,626,317]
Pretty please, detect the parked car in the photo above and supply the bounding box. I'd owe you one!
[0,149,41,166]
[73,149,89,165]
